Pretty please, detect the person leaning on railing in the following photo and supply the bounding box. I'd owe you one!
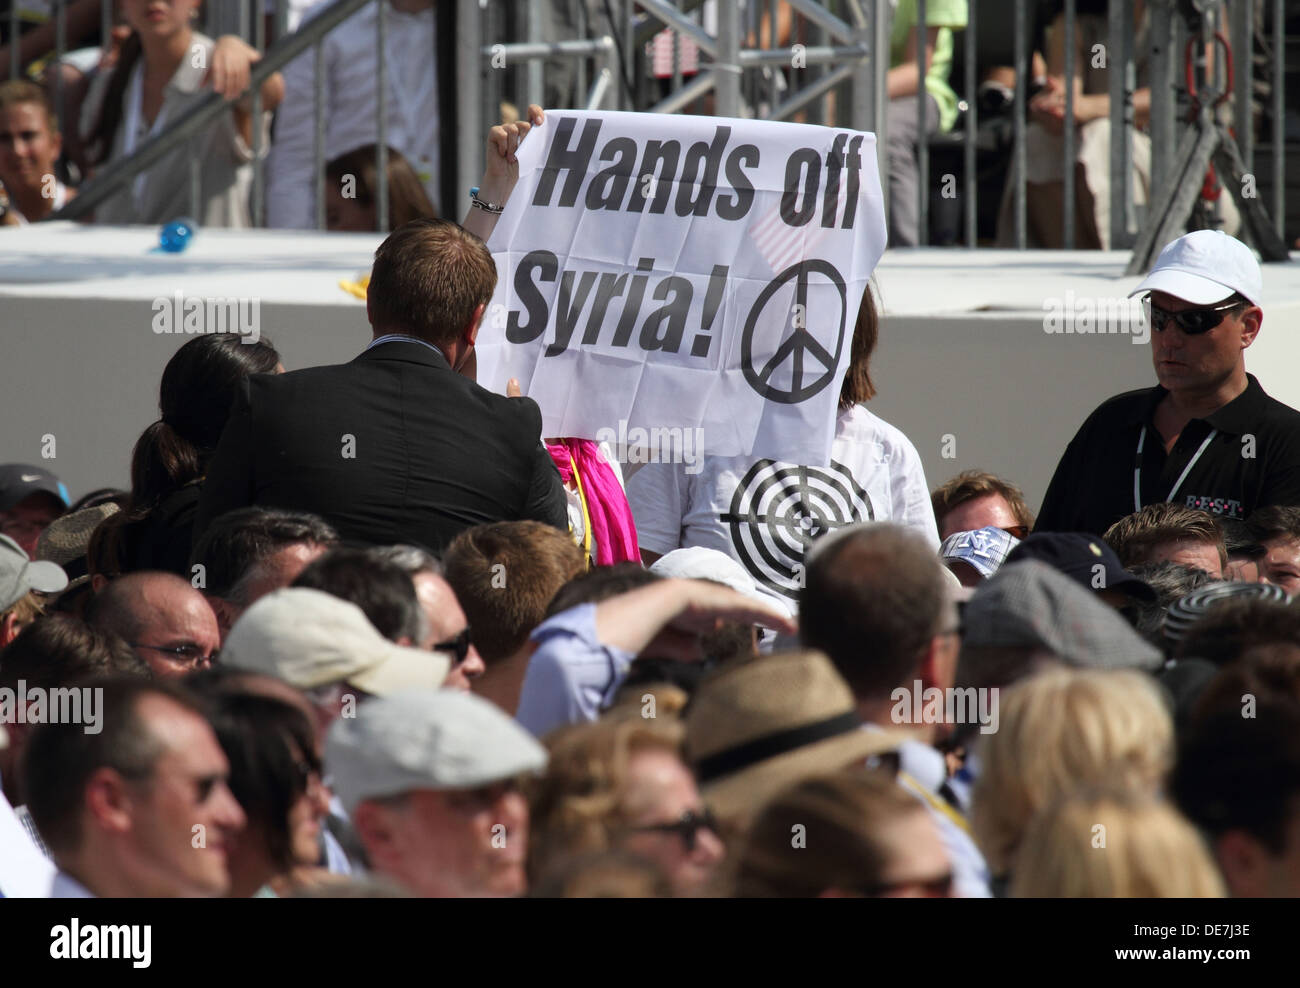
[78,0,282,227]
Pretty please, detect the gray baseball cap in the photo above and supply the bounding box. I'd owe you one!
[222,587,451,694]
[325,688,548,815]
[0,533,68,612]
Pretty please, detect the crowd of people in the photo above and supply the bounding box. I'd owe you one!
[0,1,1296,903]
[1,147,1297,894]
[0,0,1210,245]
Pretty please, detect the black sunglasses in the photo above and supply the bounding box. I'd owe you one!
[1143,294,1245,335]
[630,808,719,852]
[434,627,472,664]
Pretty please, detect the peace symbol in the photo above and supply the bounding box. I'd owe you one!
[741,259,848,404]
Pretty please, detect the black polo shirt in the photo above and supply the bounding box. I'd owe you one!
[1036,374,1300,536]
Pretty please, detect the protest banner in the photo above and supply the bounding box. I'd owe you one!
[475,109,887,466]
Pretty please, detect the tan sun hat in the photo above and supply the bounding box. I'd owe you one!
[35,501,120,593]
[222,588,452,694]
[684,650,906,829]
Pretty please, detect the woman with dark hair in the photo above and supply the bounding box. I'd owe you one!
[78,0,283,226]
[324,145,437,232]
[93,332,281,578]
[195,689,332,898]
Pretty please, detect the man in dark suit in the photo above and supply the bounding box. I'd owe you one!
[196,219,568,552]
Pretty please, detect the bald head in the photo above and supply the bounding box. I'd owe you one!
[87,572,220,679]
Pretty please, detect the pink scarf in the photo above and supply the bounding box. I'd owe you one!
[546,439,641,566]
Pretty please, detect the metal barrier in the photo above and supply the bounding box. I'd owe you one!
[3,0,1287,258]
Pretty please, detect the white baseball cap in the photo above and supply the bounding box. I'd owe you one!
[649,546,796,618]
[0,533,67,612]
[1130,230,1263,307]
[221,587,451,694]
[325,688,548,815]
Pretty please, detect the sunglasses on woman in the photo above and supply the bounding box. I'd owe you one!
[1142,294,1245,335]
[630,808,719,852]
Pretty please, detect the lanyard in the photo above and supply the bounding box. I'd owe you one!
[570,450,594,565]
[1134,425,1218,513]
[123,63,168,213]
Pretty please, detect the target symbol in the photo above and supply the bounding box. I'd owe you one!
[720,458,874,600]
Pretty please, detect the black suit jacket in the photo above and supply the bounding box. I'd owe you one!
[195,340,569,552]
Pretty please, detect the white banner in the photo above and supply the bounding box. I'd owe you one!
[476,110,886,466]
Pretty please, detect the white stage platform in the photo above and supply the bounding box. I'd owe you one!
[1,223,1297,510]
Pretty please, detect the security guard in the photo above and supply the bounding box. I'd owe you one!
[1037,230,1300,535]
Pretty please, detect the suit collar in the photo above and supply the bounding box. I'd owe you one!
[355,337,452,370]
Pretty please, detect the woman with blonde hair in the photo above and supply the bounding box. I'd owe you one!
[528,713,724,897]
[1011,789,1225,898]
[971,667,1173,892]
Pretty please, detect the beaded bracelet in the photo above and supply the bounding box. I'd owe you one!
[469,189,504,214]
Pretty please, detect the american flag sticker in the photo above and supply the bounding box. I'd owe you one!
[748,170,852,275]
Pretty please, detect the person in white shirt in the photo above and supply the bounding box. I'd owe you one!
[0,79,72,224]
[79,0,282,227]
[628,282,940,606]
[267,0,438,229]
[0,732,55,897]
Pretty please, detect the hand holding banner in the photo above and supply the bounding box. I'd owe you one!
[475,110,886,467]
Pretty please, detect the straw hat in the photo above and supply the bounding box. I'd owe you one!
[35,501,120,593]
[685,650,906,828]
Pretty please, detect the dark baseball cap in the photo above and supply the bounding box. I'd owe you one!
[0,464,69,512]
[1005,532,1157,603]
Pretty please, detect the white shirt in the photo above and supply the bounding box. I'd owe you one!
[892,736,992,898]
[627,403,940,605]
[80,34,268,228]
[266,0,439,228]
[0,783,55,898]
[47,870,96,898]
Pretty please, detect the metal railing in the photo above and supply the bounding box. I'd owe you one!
[46,0,375,223]
[2,0,1288,259]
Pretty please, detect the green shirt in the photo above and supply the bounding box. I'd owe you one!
[889,0,969,132]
